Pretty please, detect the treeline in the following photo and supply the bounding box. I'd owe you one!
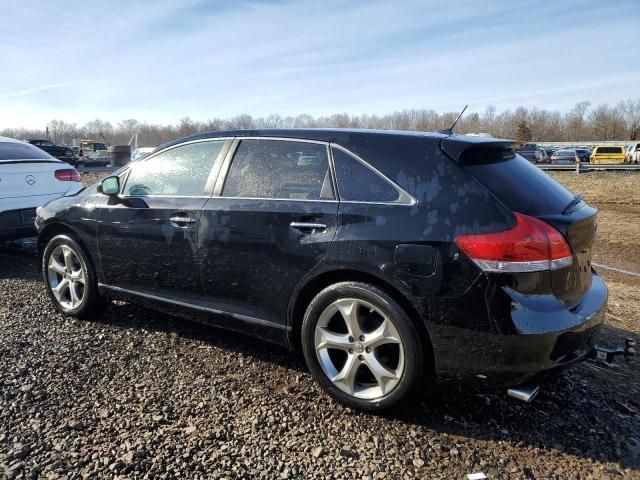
[3,100,639,147]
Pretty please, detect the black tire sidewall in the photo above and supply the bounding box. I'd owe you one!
[42,234,101,318]
[301,281,424,412]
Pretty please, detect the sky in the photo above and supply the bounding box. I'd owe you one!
[1,0,639,129]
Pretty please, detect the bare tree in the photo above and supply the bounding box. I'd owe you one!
[3,99,638,146]
[620,99,640,140]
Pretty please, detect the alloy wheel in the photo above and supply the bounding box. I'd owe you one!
[314,298,405,400]
[47,245,86,311]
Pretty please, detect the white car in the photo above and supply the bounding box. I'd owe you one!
[0,137,83,240]
[628,142,640,164]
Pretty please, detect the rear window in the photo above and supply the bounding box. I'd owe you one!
[595,147,623,154]
[0,141,56,161]
[556,150,575,157]
[465,154,575,216]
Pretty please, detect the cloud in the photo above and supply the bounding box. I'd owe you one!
[0,82,73,99]
[0,0,638,128]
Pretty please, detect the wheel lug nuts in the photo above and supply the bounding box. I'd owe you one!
[348,348,353,354]
[365,347,371,353]
[348,336,354,343]
[358,354,364,361]
[359,335,365,342]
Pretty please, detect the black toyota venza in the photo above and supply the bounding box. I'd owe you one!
[36,129,606,411]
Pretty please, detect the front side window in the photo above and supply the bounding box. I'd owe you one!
[332,147,401,203]
[124,140,224,197]
[222,139,333,200]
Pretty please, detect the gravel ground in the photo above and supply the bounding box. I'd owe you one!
[1,174,639,479]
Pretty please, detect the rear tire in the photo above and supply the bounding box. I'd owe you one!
[42,234,105,318]
[301,281,425,412]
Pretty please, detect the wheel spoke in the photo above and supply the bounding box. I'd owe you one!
[331,354,359,396]
[69,282,82,308]
[62,246,74,271]
[365,319,401,349]
[364,353,400,396]
[335,299,363,339]
[316,327,351,351]
[48,256,66,276]
[52,278,69,302]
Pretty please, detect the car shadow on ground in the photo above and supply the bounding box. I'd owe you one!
[2,239,639,470]
[103,296,640,469]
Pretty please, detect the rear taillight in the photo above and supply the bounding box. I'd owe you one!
[54,169,81,182]
[454,212,573,273]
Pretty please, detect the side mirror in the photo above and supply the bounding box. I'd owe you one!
[100,176,120,196]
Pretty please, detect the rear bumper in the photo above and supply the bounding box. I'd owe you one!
[428,272,607,385]
[0,207,38,240]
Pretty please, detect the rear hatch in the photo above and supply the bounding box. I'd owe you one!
[0,160,69,199]
[593,147,625,163]
[458,146,597,306]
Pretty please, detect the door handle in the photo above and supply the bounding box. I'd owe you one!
[290,221,327,231]
[170,216,197,226]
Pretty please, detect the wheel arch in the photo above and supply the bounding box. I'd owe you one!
[287,268,435,373]
[38,223,89,262]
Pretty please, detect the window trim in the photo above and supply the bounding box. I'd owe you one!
[330,144,417,206]
[120,138,232,199]
[215,137,338,202]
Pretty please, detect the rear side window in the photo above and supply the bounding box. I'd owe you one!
[332,147,401,203]
[222,139,333,200]
[124,140,224,197]
[0,141,55,160]
[595,147,623,154]
[465,154,575,216]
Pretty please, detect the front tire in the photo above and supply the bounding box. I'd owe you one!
[301,282,425,412]
[42,234,105,318]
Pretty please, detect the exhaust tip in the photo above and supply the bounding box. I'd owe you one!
[507,385,540,403]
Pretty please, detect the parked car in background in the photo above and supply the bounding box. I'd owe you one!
[1,137,82,240]
[77,150,111,168]
[575,148,591,163]
[79,140,107,157]
[544,147,556,160]
[550,149,579,165]
[590,145,627,164]
[27,139,76,165]
[131,147,155,162]
[515,143,543,163]
[538,148,549,164]
[36,129,606,411]
[627,142,640,164]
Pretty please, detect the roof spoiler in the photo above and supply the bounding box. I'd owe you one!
[440,136,521,164]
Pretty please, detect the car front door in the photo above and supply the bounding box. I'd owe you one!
[198,138,339,333]
[96,139,230,304]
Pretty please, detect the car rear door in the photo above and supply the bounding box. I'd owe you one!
[198,138,338,331]
[96,139,230,303]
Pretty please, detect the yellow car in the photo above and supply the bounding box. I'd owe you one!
[590,145,628,164]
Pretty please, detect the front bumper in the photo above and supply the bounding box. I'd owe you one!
[429,272,608,385]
